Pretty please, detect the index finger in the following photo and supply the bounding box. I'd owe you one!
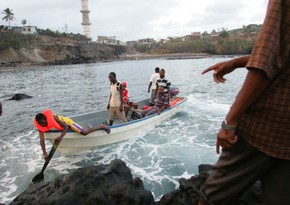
[201,66,215,75]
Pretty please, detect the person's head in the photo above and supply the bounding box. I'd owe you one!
[155,67,160,73]
[122,81,127,88]
[108,72,117,83]
[159,69,165,78]
[157,86,164,95]
[35,113,47,127]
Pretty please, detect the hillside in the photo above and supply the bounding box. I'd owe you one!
[0,24,261,67]
[0,32,126,67]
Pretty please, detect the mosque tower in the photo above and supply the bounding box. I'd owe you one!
[80,0,91,39]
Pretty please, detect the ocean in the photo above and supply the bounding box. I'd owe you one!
[0,57,247,204]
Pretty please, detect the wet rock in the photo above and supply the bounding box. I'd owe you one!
[10,159,155,205]
[10,161,262,205]
[157,164,262,205]
[0,61,19,67]
[9,94,32,101]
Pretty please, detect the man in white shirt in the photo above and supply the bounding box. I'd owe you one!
[148,67,160,104]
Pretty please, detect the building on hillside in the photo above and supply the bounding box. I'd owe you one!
[0,25,9,33]
[18,26,37,35]
[3,26,38,35]
[157,39,167,44]
[190,32,201,39]
[97,36,107,44]
[97,36,120,45]
[138,38,155,45]
[167,36,184,42]
[126,41,138,46]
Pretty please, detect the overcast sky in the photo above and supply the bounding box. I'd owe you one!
[1,0,268,41]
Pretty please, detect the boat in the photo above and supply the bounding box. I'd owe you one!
[44,96,187,154]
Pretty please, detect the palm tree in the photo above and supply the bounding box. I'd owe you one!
[2,8,15,28]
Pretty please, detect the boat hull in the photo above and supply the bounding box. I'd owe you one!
[45,97,187,154]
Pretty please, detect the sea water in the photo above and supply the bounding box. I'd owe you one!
[0,57,246,203]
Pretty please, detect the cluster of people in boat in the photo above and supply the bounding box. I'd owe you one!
[33,67,171,162]
[107,67,171,126]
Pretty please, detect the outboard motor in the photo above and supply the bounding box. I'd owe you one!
[170,86,179,97]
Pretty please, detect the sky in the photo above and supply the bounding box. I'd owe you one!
[1,0,269,42]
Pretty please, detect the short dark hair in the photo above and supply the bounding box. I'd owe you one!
[109,72,116,78]
[35,113,46,122]
[161,68,165,73]
[155,67,160,72]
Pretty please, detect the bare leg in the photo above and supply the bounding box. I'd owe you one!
[124,104,130,117]
[130,102,138,118]
[80,124,110,135]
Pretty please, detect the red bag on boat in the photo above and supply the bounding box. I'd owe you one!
[143,105,152,110]
[169,99,180,107]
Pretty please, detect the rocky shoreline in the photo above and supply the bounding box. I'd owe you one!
[8,159,262,205]
[0,47,214,68]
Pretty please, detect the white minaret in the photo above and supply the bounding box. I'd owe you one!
[80,0,91,39]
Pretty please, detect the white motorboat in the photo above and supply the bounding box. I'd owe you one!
[45,96,187,154]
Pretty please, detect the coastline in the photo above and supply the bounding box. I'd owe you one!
[0,52,237,68]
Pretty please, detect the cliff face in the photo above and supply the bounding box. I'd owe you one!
[0,34,126,67]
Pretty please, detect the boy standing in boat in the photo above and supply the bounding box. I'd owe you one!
[107,72,127,125]
[34,109,110,161]
[148,67,160,105]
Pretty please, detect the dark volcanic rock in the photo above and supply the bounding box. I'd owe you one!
[10,159,155,205]
[9,94,32,101]
[157,164,262,205]
[10,161,262,205]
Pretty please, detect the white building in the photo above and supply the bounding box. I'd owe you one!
[21,26,37,35]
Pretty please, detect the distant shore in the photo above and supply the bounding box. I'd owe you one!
[0,52,239,68]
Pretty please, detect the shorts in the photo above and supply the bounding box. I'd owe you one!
[56,115,83,133]
[199,137,290,205]
[109,107,127,123]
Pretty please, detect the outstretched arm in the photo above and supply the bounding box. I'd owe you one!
[216,68,271,154]
[202,55,250,83]
[39,131,49,161]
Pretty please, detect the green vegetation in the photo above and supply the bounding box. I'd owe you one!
[136,25,261,55]
[0,33,21,50]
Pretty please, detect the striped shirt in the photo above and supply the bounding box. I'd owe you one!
[154,93,169,110]
[156,77,171,93]
[237,0,290,159]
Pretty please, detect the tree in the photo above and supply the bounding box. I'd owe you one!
[219,29,229,38]
[1,8,15,28]
[201,31,210,38]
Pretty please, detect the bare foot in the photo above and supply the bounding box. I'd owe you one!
[100,124,111,134]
